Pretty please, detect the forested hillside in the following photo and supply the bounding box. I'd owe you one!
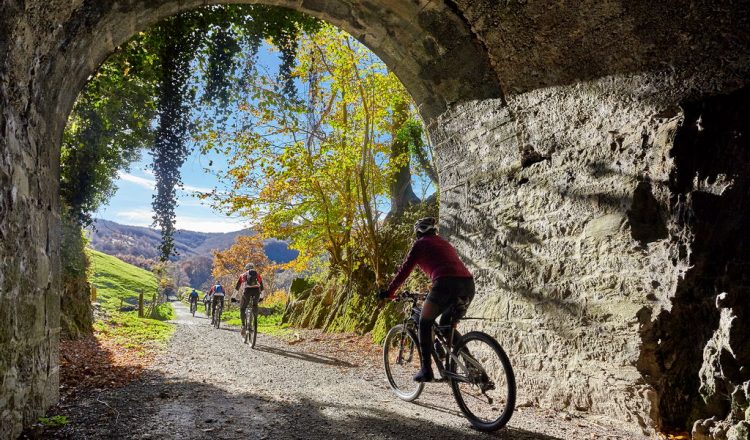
[88,219,298,263]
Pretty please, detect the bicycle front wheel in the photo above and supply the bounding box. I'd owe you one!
[449,331,515,431]
[383,324,424,402]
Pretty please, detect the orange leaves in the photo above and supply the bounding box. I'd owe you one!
[211,234,277,291]
[658,433,690,440]
[59,333,155,400]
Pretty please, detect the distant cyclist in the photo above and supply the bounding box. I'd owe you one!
[209,281,226,322]
[188,289,199,313]
[202,291,212,315]
[379,217,475,383]
[235,263,264,336]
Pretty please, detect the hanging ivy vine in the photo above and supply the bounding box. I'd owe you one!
[63,4,320,261]
[145,5,320,260]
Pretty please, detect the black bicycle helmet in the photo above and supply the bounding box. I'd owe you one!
[414,217,438,236]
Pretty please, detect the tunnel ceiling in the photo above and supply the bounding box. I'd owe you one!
[3,0,746,140]
[32,0,503,129]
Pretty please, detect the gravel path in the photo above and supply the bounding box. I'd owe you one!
[48,302,644,439]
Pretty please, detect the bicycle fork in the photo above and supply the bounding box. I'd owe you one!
[396,328,414,365]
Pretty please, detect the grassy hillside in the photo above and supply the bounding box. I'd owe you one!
[87,249,174,348]
[88,248,159,311]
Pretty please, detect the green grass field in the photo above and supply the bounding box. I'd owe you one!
[87,249,175,348]
[221,297,291,336]
[88,249,159,311]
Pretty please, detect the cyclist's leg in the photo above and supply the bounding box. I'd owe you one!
[437,277,475,344]
[416,278,456,381]
[240,290,250,330]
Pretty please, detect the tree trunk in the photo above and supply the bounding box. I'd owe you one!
[389,99,419,216]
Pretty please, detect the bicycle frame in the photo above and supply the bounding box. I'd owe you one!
[396,292,487,385]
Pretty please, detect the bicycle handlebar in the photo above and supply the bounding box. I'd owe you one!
[396,291,427,301]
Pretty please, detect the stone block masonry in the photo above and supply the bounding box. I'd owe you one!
[432,73,750,435]
[1,0,749,438]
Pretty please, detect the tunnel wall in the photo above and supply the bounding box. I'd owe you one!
[0,3,66,439]
[432,73,750,435]
[1,0,750,438]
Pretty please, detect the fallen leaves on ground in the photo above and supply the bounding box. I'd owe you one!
[59,330,156,401]
[658,433,690,440]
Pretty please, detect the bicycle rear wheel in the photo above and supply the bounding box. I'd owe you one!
[215,304,222,329]
[383,324,424,402]
[244,307,257,347]
[449,331,515,431]
[247,307,258,348]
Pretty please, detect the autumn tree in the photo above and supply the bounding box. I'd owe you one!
[201,25,431,284]
[211,235,276,297]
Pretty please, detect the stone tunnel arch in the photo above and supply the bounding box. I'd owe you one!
[2,1,750,438]
[48,0,502,144]
[2,1,501,437]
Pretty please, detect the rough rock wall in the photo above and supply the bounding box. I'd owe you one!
[431,76,750,435]
[0,1,76,438]
[646,89,750,439]
[1,0,749,438]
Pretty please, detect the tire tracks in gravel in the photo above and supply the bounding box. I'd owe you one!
[52,301,644,440]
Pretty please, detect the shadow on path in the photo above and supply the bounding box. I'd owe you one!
[412,399,464,418]
[35,371,563,440]
[254,344,356,368]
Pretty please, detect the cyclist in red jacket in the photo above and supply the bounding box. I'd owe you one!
[235,263,264,336]
[379,217,475,382]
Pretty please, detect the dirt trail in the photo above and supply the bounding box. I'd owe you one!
[46,302,644,439]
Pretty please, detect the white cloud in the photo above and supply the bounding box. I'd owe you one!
[182,183,213,193]
[175,217,246,233]
[117,172,156,190]
[115,209,154,226]
[114,209,244,233]
[117,171,213,194]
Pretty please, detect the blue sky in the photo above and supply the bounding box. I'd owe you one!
[94,147,246,233]
[93,36,434,233]
[92,44,287,233]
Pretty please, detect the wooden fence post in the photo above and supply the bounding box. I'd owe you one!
[138,291,144,318]
[148,291,157,318]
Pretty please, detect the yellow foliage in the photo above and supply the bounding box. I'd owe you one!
[211,235,278,294]
[262,290,288,308]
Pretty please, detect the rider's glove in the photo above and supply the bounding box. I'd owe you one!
[377,289,390,300]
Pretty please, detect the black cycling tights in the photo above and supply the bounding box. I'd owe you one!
[418,300,458,372]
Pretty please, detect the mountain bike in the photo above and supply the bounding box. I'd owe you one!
[243,295,259,348]
[204,298,211,317]
[189,299,197,316]
[382,291,516,432]
[212,298,224,329]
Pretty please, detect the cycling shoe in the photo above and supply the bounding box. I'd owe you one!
[413,368,434,382]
